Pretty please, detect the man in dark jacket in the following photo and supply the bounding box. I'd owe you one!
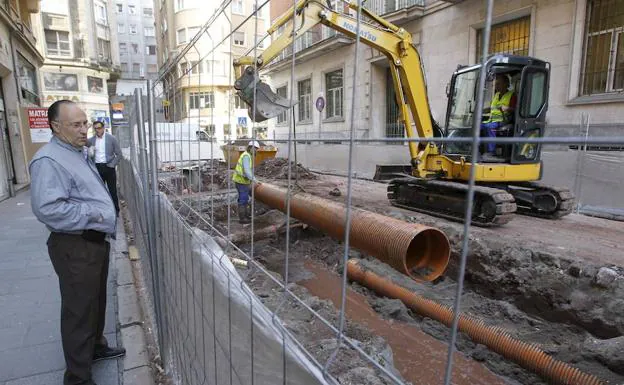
[88,121,121,215]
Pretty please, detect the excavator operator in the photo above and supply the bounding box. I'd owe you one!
[481,74,517,158]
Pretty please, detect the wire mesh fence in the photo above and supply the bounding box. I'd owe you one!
[115,0,624,384]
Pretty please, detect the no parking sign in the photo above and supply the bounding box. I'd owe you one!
[315,96,325,112]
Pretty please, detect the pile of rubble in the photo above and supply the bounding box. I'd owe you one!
[255,158,317,180]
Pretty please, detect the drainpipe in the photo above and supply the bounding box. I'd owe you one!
[6,29,24,197]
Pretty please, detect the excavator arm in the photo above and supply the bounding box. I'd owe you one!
[233,0,437,171]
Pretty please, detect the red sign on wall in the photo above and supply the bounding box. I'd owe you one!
[26,108,52,143]
[27,108,49,129]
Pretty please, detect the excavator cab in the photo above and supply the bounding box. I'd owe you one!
[444,55,550,165]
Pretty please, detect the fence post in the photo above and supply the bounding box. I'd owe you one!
[147,80,165,358]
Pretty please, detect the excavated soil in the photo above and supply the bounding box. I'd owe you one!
[161,163,624,385]
[254,158,318,180]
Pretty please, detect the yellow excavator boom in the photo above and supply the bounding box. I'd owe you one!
[233,0,436,173]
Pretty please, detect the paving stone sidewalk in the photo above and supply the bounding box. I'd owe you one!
[0,190,121,385]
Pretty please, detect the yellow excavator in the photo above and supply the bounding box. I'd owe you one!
[233,0,575,226]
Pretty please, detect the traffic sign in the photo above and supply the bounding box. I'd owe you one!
[315,96,325,112]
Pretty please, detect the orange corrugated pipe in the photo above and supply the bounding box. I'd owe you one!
[347,260,604,385]
[253,183,450,281]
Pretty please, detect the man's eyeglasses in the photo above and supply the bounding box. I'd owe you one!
[53,121,92,129]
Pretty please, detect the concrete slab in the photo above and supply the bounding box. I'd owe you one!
[0,190,122,385]
[93,358,121,385]
[123,365,155,385]
[0,325,26,352]
[121,325,149,370]
[118,284,142,326]
[117,256,134,286]
[4,369,64,385]
[22,319,60,346]
[0,341,65,382]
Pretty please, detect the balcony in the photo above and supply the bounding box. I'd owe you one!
[365,0,424,23]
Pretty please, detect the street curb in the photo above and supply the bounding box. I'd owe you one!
[115,215,155,385]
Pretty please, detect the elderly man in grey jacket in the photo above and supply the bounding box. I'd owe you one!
[30,100,125,385]
[88,121,121,215]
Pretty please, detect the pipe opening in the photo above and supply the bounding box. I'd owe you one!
[405,228,450,281]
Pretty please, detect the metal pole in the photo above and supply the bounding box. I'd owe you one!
[135,88,150,241]
[147,80,165,358]
[443,0,494,383]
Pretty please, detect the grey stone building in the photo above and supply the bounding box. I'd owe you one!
[115,0,157,79]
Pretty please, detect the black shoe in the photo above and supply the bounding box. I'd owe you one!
[93,346,126,362]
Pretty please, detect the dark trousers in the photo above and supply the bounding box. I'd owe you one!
[47,233,110,385]
[95,163,119,213]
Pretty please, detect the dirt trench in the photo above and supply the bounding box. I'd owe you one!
[163,162,624,385]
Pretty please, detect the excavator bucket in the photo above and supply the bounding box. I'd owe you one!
[234,66,296,122]
[373,164,413,181]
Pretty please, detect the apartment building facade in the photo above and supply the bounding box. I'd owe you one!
[0,0,45,201]
[155,0,270,142]
[31,0,120,135]
[264,0,624,172]
[115,0,158,79]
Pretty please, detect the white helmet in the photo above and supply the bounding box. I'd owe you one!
[248,140,260,148]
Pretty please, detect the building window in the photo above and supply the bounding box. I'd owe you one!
[233,31,245,46]
[190,60,203,74]
[234,94,246,109]
[476,17,530,61]
[94,2,107,24]
[223,123,231,136]
[121,62,128,71]
[187,26,200,39]
[128,5,136,14]
[17,54,39,105]
[129,24,137,34]
[148,64,158,73]
[119,42,128,55]
[44,30,71,57]
[97,39,111,60]
[146,45,156,55]
[118,23,125,33]
[131,43,139,54]
[581,0,624,95]
[177,28,186,45]
[252,2,262,17]
[298,78,311,121]
[116,3,122,13]
[295,31,314,53]
[232,0,243,14]
[325,69,343,119]
[276,86,288,124]
[132,63,140,74]
[175,0,184,11]
[180,62,188,75]
[189,91,214,109]
[143,7,153,16]
[256,34,264,49]
[144,26,155,36]
[205,60,223,75]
